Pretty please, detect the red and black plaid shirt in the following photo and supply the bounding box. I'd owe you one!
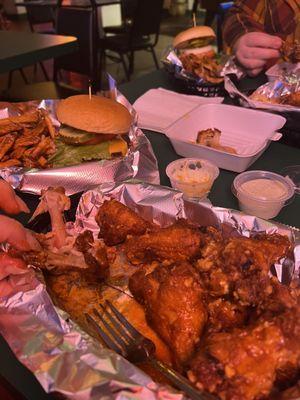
[223,0,300,53]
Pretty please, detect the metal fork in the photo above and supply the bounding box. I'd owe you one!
[85,301,215,400]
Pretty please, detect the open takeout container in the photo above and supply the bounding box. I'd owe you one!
[165,103,286,172]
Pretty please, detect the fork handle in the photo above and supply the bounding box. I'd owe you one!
[149,358,215,400]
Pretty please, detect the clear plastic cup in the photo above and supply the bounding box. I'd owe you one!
[232,170,295,220]
[166,158,219,200]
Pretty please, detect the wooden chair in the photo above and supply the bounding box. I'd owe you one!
[100,0,164,81]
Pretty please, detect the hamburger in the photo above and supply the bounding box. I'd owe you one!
[173,25,216,58]
[52,94,132,167]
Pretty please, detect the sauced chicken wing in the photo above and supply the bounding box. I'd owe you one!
[129,262,207,367]
[196,234,291,303]
[188,307,300,400]
[96,199,155,246]
[125,219,203,265]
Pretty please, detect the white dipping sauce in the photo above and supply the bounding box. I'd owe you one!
[237,178,289,219]
[240,178,288,200]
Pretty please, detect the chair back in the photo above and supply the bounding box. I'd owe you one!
[24,0,55,29]
[130,0,163,43]
[120,0,137,20]
[54,7,98,83]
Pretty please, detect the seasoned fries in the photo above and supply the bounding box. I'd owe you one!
[180,53,224,84]
[0,109,57,169]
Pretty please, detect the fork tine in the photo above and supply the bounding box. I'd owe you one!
[106,301,142,340]
[97,304,133,344]
[94,306,130,349]
[85,313,123,355]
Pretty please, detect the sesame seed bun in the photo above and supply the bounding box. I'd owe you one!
[56,94,132,135]
[173,26,216,49]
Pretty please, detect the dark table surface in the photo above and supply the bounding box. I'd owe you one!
[0,30,78,74]
[0,68,299,400]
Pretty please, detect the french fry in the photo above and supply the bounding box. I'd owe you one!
[0,109,57,169]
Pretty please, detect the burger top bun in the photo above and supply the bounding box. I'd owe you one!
[173,26,216,49]
[56,95,133,135]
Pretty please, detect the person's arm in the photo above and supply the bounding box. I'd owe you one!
[223,0,266,53]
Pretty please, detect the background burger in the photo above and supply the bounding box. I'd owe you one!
[172,25,223,84]
[173,25,216,58]
[52,94,132,167]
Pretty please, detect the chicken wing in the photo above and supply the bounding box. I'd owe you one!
[96,200,155,246]
[188,307,300,400]
[129,262,207,367]
[125,219,203,265]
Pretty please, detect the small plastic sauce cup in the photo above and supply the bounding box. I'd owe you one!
[166,158,219,200]
[232,170,295,220]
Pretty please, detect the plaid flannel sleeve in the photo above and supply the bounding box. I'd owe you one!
[223,0,266,54]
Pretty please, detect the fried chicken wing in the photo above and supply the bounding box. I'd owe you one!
[196,234,291,303]
[125,219,203,265]
[129,262,207,367]
[96,200,155,246]
[188,307,300,400]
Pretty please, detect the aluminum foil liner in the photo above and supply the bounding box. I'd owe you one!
[266,62,300,82]
[161,47,226,97]
[0,86,159,195]
[0,181,299,400]
[225,69,300,113]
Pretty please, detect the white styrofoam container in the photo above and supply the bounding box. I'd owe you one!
[165,104,286,173]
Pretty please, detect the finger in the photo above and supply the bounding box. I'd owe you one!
[0,180,29,214]
[0,252,28,280]
[16,196,30,213]
[0,216,40,251]
[246,67,263,77]
[244,47,281,61]
[238,57,266,70]
[245,33,282,49]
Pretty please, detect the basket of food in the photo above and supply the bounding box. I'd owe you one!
[0,89,159,194]
[162,25,226,97]
[0,181,299,400]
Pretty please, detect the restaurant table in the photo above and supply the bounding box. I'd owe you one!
[0,30,78,74]
[0,68,300,400]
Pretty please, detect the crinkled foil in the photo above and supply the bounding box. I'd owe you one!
[225,69,300,113]
[0,181,299,400]
[0,87,159,195]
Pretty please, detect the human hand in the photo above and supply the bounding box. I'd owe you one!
[0,180,29,214]
[234,32,282,76]
[0,215,40,251]
[0,180,40,251]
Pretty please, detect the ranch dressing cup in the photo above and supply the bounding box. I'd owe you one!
[232,170,295,220]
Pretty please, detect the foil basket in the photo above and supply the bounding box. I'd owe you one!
[161,48,226,97]
[0,181,299,400]
[225,70,300,114]
[0,91,159,195]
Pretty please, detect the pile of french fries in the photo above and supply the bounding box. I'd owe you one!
[0,109,56,169]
